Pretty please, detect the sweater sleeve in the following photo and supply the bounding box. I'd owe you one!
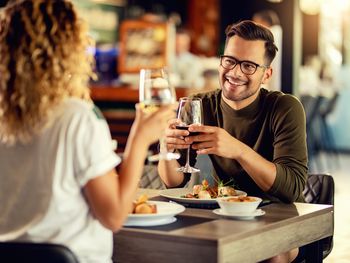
[268,94,308,202]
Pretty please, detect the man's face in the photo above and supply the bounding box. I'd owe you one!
[218,36,272,109]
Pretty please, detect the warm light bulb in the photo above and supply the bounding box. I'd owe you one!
[300,0,322,15]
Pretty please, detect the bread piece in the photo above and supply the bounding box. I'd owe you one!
[134,203,153,214]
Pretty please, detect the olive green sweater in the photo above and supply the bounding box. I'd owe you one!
[179,88,308,203]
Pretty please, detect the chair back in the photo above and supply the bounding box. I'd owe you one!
[0,242,79,263]
[303,173,334,259]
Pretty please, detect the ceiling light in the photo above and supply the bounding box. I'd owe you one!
[299,0,322,15]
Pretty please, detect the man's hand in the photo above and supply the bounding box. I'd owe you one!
[186,124,243,159]
[163,119,192,152]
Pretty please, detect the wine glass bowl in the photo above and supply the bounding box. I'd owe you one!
[139,68,176,112]
[176,97,203,173]
[139,68,180,162]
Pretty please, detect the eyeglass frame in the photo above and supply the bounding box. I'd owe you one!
[220,55,269,75]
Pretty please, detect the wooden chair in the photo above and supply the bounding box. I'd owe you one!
[0,242,79,263]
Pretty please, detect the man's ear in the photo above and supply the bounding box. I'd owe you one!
[261,67,273,84]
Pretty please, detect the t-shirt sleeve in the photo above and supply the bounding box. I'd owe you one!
[72,105,121,187]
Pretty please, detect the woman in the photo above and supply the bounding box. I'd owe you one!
[0,1,175,262]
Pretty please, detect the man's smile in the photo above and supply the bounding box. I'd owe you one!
[224,75,247,87]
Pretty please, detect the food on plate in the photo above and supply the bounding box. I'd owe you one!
[224,196,258,202]
[218,185,236,197]
[131,194,157,214]
[197,190,211,199]
[182,179,237,199]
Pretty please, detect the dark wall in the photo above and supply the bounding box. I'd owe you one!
[0,0,8,7]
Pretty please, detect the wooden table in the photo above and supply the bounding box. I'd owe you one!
[112,190,334,263]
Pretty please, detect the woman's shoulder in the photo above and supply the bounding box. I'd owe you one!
[54,98,105,126]
[62,98,93,111]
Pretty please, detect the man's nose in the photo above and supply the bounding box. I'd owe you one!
[229,63,243,76]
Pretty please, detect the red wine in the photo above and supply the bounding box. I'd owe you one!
[176,125,200,136]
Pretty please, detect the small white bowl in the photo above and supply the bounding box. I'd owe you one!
[216,196,262,214]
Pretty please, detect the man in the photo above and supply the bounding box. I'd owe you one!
[158,20,308,262]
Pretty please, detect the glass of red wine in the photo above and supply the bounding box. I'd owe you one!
[176,97,202,173]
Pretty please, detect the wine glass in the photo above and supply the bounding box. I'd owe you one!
[176,97,203,173]
[139,68,180,162]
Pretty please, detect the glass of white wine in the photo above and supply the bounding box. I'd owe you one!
[139,68,180,162]
[176,97,203,173]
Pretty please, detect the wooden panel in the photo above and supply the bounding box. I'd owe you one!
[188,0,220,57]
[90,86,139,102]
[90,86,194,103]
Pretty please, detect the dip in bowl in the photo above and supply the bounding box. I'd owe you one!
[216,196,262,214]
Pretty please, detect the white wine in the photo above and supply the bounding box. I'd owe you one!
[140,102,161,113]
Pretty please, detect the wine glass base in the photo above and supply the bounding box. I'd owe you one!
[176,166,200,173]
[147,152,181,162]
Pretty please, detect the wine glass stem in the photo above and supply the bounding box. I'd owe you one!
[185,147,191,168]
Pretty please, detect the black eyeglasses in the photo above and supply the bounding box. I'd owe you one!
[220,55,269,75]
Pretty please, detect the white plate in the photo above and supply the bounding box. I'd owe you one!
[124,201,185,227]
[124,216,177,227]
[213,208,265,219]
[160,188,247,205]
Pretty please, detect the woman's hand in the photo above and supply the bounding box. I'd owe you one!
[130,103,177,146]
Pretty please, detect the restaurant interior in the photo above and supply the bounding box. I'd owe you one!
[68,0,350,262]
[0,0,348,262]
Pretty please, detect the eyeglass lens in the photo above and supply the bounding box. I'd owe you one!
[221,56,257,75]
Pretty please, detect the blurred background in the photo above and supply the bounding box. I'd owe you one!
[1,0,349,261]
[74,0,350,163]
[74,1,350,262]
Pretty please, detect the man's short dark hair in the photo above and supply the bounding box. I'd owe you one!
[225,20,278,65]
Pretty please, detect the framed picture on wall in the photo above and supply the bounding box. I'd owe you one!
[118,20,175,73]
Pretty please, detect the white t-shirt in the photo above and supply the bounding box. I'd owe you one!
[0,98,121,263]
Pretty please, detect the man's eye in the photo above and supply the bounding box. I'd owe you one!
[242,63,255,70]
[224,58,235,65]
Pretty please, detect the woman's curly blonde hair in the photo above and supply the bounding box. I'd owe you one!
[0,0,95,145]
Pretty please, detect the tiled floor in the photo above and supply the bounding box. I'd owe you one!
[310,153,350,263]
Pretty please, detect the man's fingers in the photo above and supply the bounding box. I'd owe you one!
[196,147,213,155]
[191,141,212,150]
[185,133,211,144]
[168,144,189,150]
[188,124,216,133]
[165,128,189,137]
[166,137,191,146]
